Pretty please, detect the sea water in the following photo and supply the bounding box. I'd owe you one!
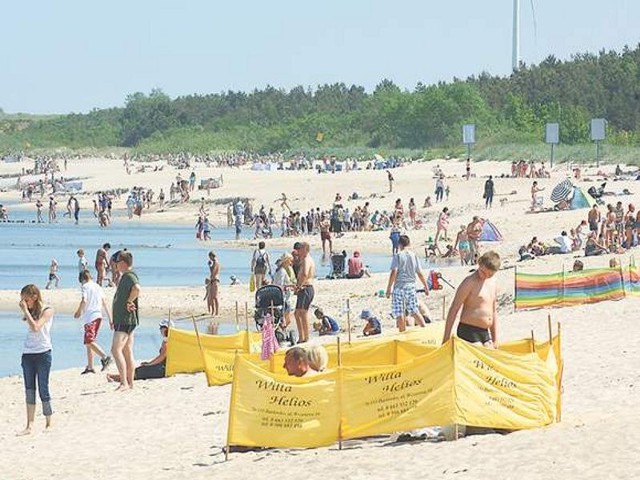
[0,311,237,378]
[0,206,394,290]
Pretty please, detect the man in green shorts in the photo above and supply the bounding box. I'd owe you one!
[110,251,140,391]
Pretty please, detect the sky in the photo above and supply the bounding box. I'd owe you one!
[2,0,639,114]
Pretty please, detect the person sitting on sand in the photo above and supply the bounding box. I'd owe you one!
[518,246,535,261]
[442,244,456,258]
[584,232,608,257]
[528,236,545,257]
[107,319,170,382]
[283,347,315,377]
[546,231,572,255]
[361,309,382,336]
[572,260,584,272]
[313,308,340,336]
[569,228,581,251]
[346,251,370,279]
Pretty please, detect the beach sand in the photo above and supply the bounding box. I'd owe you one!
[1,157,640,478]
[1,297,639,480]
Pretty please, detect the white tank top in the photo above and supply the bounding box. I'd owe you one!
[23,307,53,354]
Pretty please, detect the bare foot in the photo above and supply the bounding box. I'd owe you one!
[16,427,32,437]
[114,384,130,392]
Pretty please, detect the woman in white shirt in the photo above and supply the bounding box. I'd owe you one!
[18,284,54,435]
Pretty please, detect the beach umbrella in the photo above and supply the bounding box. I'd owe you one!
[550,179,573,203]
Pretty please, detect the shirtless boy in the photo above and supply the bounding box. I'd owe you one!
[319,216,332,255]
[442,251,501,347]
[294,242,316,343]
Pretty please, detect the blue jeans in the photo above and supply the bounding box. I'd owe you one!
[21,350,53,416]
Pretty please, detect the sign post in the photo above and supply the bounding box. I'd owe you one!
[462,124,476,159]
[591,119,606,167]
[545,123,559,168]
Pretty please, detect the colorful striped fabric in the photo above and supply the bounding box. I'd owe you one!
[515,267,631,310]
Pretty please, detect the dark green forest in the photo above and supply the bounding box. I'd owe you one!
[2,45,640,158]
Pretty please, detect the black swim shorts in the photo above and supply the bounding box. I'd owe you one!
[114,323,137,334]
[457,323,491,344]
[295,285,315,310]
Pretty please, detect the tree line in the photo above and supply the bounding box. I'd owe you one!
[2,44,640,155]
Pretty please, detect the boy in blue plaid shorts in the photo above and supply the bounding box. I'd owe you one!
[385,235,429,332]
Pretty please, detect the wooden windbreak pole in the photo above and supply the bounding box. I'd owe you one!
[619,260,626,297]
[530,330,536,353]
[235,301,239,331]
[346,299,352,344]
[191,314,207,385]
[337,336,343,451]
[547,314,553,345]
[442,296,446,321]
[513,266,518,311]
[245,301,249,331]
[556,321,563,422]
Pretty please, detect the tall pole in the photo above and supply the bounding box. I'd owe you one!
[512,0,520,71]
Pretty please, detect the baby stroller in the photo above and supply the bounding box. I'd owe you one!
[327,251,347,279]
[254,285,295,345]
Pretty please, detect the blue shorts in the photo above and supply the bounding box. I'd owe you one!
[391,285,419,318]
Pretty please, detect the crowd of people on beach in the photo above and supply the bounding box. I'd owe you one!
[518,201,640,261]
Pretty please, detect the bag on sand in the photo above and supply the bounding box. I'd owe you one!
[249,273,255,293]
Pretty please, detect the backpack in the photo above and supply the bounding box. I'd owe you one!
[255,251,266,269]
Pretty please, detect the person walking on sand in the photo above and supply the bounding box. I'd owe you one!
[18,284,54,435]
[35,199,44,223]
[72,196,80,224]
[435,175,445,202]
[45,258,60,289]
[95,243,110,287]
[435,207,449,244]
[467,216,483,261]
[385,235,429,332]
[483,176,494,208]
[386,170,394,193]
[110,251,140,391]
[294,242,316,343]
[74,270,112,374]
[531,181,545,211]
[319,215,332,256]
[442,251,500,347]
[278,193,291,212]
[48,197,57,223]
[251,241,272,290]
[77,249,89,273]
